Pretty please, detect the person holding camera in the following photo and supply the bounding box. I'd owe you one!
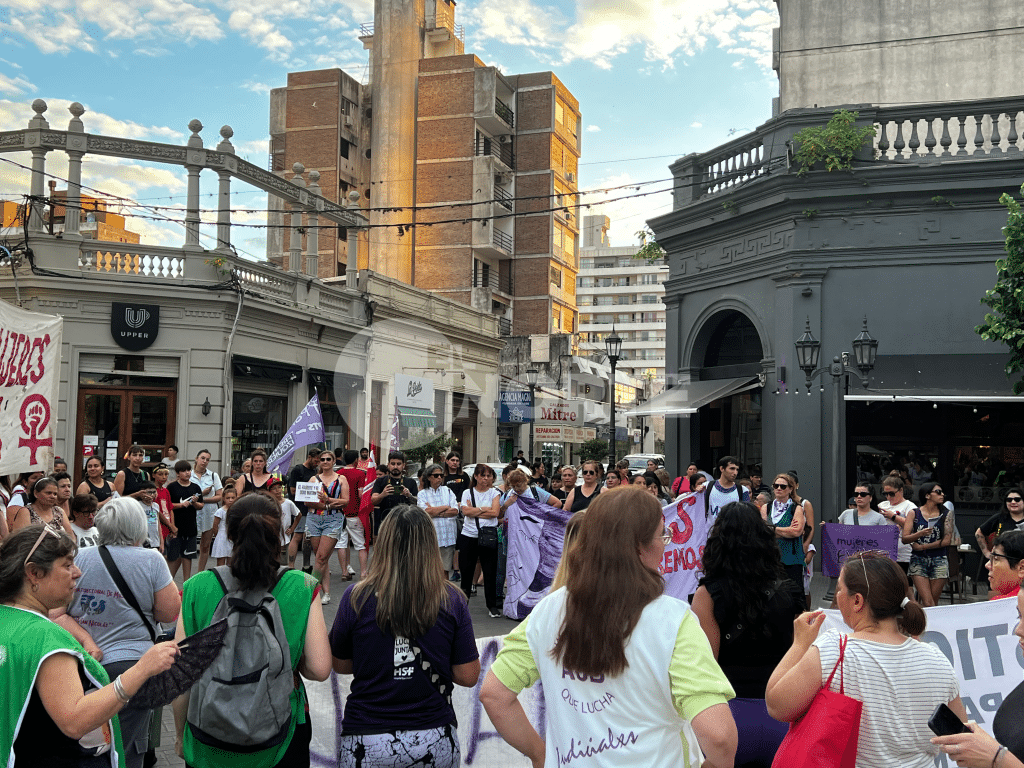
[370,451,419,535]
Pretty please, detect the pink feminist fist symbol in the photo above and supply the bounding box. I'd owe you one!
[19,394,52,464]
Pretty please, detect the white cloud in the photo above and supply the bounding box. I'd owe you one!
[0,72,33,96]
[241,80,273,94]
[690,121,702,128]
[0,0,223,55]
[466,0,777,72]
[586,124,601,132]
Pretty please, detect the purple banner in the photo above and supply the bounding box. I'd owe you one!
[267,393,326,474]
[821,523,899,577]
[503,493,572,620]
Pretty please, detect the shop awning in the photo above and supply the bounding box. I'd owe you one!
[844,388,1024,404]
[621,377,761,417]
[233,355,302,383]
[398,406,437,429]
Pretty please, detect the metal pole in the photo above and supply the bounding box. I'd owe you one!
[832,369,842,519]
[609,359,617,463]
[529,384,536,462]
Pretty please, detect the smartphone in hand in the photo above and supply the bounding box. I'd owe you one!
[927,703,969,737]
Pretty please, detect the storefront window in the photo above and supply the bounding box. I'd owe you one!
[231,392,287,474]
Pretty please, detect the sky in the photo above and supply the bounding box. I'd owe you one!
[0,0,780,256]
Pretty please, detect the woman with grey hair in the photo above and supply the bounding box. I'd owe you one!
[417,462,460,579]
[67,496,181,768]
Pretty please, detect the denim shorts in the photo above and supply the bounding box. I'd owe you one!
[909,554,948,580]
[306,512,344,539]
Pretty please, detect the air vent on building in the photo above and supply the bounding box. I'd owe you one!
[566,171,576,182]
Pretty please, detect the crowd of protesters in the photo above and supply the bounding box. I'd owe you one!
[1,445,1023,768]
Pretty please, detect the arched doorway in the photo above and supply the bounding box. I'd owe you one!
[691,310,764,475]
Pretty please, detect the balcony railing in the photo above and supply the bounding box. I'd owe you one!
[492,227,513,253]
[475,135,514,168]
[494,186,513,212]
[495,97,514,128]
[672,95,1024,205]
[428,8,465,41]
[498,317,512,336]
[472,269,512,294]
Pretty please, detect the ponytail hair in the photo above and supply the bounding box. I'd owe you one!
[227,492,282,589]
[842,553,926,636]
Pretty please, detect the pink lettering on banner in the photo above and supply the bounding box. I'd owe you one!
[660,493,711,600]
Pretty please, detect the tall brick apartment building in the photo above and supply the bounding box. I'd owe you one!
[267,0,581,337]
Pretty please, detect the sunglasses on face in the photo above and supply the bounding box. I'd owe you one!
[1006,497,1023,503]
[429,473,443,478]
[320,457,334,462]
[773,483,789,490]
[853,491,871,498]
[931,489,944,496]
[582,470,597,476]
[883,490,897,496]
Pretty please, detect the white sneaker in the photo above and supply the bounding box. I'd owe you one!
[320,591,331,605]
[347,565,355,575]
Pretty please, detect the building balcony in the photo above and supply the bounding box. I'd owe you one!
[472,221,513,258]
[472,266,513,295]
[474,69,515,138]
[475,134,514,170]
[426,7,465,43]
[670,94,1024,207]
[494,185,513,212]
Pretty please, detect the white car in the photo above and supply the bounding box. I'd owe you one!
[622,453,666,473]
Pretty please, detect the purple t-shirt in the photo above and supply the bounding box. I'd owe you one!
[329,582,478,734]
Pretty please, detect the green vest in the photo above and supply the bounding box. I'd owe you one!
[0,605,124,766]
[180,569,318,768]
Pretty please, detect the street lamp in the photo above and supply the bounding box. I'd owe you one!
[794,316,878,519]
[525,367,539,462]
[605,328,622,463]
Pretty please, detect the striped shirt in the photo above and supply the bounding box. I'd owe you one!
[814,628,959,768]
[417,486,459,547]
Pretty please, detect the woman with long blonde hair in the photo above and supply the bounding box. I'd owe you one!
[480,488,737,768]
[329,505,481,768]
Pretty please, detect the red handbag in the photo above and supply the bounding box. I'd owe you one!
[771,634,863,768]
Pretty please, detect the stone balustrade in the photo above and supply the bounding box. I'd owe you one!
[671,95,1024,205]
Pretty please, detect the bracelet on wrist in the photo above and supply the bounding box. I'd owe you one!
[993,745,1008,768]
[113,675,131,704]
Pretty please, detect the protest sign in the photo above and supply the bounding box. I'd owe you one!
[822,598,1023,767]
[294,482,320,503]
[503,492,572,620]
[660,491,711,601]
[0,300,62,474]
[821,522,900,577]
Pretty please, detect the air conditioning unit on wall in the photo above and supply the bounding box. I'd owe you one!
[565,171,576,182]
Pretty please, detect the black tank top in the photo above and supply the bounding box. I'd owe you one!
[243,473,272,493]
[86,478,113,503]
[570,485,598,513]
[122,468,148,496]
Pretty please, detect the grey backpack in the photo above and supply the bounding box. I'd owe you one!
[187,566,294,752]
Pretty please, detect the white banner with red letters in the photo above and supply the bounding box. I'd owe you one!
[660,490,711,601]
[0,299,61,474]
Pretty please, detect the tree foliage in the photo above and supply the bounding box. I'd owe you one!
[402,432,456,467]
[579,438,609,463]
[791,110,876,177]
[634,227,666,264]
[977,183,1024,393]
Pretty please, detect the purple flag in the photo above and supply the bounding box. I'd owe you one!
[267,393,326,474]
[821,523,899,577]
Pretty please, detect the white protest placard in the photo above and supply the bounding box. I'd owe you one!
[0,299,62,474]
[294,481,320,503]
